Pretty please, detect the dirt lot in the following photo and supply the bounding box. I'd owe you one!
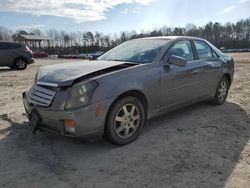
[0,55,249,188]
[229,52,250,64]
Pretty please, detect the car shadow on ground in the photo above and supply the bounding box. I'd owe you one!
[0,101,249,187]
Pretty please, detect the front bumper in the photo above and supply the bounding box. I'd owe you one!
[23,92,113,138]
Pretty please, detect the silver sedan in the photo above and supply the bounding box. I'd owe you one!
[23,36,234,145]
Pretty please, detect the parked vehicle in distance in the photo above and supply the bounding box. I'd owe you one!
[58,52,104,60]
[23,36,234,145]
[33,51,48,58]
[89,51,104,60]
[0,42,34,70]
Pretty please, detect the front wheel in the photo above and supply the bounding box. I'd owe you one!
[105,96,145,145]
[14,58,27,70]
[212,77,229,105]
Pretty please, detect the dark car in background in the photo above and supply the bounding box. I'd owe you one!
[0,42,34,70]
[23,36,234,145]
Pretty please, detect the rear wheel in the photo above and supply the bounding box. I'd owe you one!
[14,58,27,70]
[212,77,229,105]
[105,96,145,145]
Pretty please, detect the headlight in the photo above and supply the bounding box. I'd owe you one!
[65,81,97,109]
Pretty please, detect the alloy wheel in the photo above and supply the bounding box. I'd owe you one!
[218,80,228,102]
[114,104,141,139]
[16,59,26,69]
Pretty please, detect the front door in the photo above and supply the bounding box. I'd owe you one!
[160,40,204,109]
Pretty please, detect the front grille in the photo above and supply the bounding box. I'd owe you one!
[27,85,56,107]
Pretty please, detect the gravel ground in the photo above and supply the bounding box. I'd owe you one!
[0,58,249,188]
[228,52,250,64]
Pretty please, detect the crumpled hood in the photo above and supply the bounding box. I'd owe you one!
[36,60,132,87]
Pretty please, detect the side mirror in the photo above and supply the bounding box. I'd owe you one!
[168,55,187,67]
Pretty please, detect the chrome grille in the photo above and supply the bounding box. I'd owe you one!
[27,85,56,107]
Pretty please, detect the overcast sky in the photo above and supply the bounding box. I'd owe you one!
[0,0,249,33]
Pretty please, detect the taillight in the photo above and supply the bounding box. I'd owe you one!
[25,46,32,53]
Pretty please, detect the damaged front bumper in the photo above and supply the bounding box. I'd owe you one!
[22,91,113,138]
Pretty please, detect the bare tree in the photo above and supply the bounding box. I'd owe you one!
[0,26,13,42]
[29,29,42,36]
[1,17,250,54]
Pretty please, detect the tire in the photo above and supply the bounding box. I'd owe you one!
[105,96,146,145]
[14,57,27,70]
[212,76,229,105]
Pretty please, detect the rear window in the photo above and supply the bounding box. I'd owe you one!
[194,40,213,60]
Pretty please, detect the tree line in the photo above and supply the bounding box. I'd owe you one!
[0,17,250,54]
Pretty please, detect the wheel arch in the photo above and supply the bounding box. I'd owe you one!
[13,56,28,64]
[222,73,232,86]
[105,90,149,128]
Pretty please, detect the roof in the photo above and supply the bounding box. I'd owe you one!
[16,34,51,41]
[139,36,205,41]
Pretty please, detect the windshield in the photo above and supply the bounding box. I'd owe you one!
[98,39,168,64]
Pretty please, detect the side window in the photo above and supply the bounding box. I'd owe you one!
[166,40,194,61]
[0,43,10,50]
[0,43,20,50]
[10,43,21,49]
[194,40,213,60]
[0,43,8,50]
[212,49,219,58]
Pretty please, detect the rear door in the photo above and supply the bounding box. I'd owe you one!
[0,43,7,65]
[160,40,206,109]
[192,40,223,95]
[0,43,14,65]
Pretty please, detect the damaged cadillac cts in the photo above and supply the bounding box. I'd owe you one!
[23,36,234,145]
